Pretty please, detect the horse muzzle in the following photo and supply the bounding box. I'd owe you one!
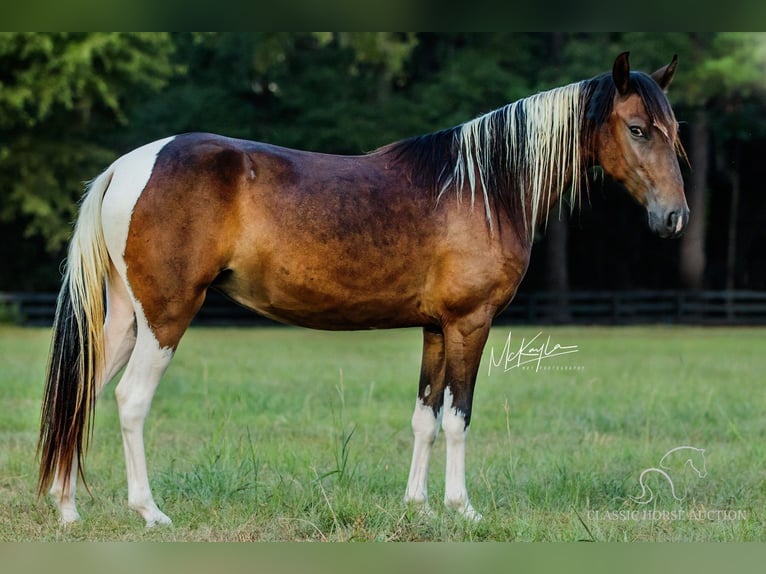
[648,205,690,239]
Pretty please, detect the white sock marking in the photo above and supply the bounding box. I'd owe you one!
[442,388,481,521]
[405,398,441,507]
[49,458,80,524]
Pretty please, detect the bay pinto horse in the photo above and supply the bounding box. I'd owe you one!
[38,52,688,526]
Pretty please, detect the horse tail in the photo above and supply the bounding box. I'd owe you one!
[37,167,114,498]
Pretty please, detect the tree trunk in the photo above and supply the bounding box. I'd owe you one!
[545,211,571,322]
[679,108,709,290]
[724,140,741,320]
[725,140,740,291]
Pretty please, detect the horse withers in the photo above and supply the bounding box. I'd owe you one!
[38,52,688,526]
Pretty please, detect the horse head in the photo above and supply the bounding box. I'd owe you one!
[594,52,689,239]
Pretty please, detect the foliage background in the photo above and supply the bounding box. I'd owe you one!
[1,33,765,293]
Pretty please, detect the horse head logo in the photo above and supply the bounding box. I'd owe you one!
[630,446,707,505]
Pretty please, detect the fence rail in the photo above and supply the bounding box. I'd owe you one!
[501,290,766,325]
[4,290,766,327]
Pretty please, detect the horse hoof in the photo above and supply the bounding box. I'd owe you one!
[140,508,173,528]
[460,506,483,522]
[404,498,436,518]
[145,513,172,528]
[415,504,436,518]
[58,509,81,525]
[445,499,483,522]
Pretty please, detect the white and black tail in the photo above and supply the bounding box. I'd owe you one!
[37,168,114,497]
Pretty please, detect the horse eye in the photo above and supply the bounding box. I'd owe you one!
[629,126,645,138]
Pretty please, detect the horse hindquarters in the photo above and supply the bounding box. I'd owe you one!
[102,137,238,525]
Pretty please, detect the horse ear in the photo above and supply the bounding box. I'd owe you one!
[612,51,631,96]
[651,54,678,91]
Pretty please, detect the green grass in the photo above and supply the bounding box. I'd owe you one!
[1,324,764,541]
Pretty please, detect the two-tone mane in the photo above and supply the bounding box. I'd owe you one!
[381,70,683,237]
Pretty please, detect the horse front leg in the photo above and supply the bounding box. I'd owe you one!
[440,315,492,521]
[404,326,446,513]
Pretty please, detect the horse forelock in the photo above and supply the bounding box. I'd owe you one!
[585,71,682,153]
[630,72,684,156]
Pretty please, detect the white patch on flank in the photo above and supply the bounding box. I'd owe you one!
[101,136,176,283]
[101,137,175,340]
[441,388,481,521]
[404,398,441,509]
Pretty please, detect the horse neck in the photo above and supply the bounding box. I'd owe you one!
[451,80,590,239]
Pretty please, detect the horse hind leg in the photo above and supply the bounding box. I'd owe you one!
[112,299,185,527]
[114,279,208,526]
[49,268,137,523]
[49,461,80,524]
[100,266,138,387]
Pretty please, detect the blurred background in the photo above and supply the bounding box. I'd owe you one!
[1,32,765,324]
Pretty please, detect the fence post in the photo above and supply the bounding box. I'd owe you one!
[675,291,683,323]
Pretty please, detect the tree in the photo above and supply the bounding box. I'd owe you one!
[0,33,176,256]
[3,33,766,296]
[649,33,766,290]
[690,33,766,290]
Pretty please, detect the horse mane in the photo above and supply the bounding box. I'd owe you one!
[378,70,681,238]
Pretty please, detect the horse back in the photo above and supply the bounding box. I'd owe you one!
[115,133,525,337]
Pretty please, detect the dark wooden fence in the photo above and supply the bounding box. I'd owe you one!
[4,290,766,327]
[502,290,766,325]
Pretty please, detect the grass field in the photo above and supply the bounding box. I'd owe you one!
[1,324,764,541]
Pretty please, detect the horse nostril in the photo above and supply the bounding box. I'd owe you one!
[666,209,686,235]
[667,211,677,229]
